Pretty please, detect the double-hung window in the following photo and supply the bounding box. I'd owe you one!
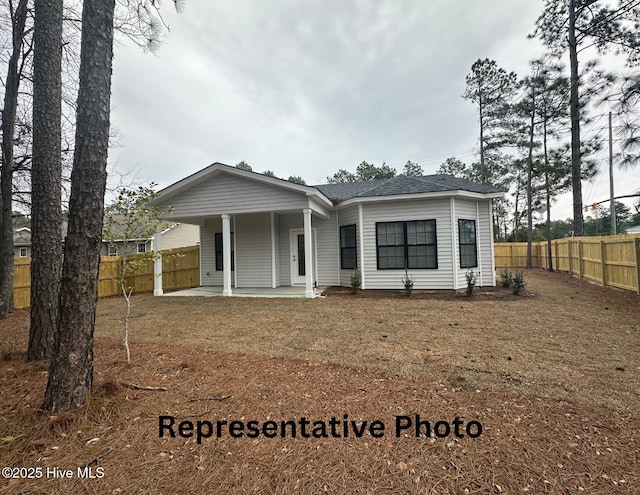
[340,224,357,269]
[215,232,235,271]
[376,220,437,269]
[458,219,477,268]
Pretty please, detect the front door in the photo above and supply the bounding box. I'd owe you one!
[290,229,315,285]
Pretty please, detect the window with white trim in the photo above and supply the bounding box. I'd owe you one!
[19,247,28,258]
[458,219,477,268]
[340,224,357,269]
[137,243,146,253]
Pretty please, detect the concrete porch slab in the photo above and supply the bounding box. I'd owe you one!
[163,286,324,298]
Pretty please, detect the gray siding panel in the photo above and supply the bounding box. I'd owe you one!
[235,213,272,287]
[159,173,308,217]
[477,201,495,286]
[314,211,339,286]
[362,199,454,290]
[278,214,301,286]
[162,223,200,250]
[454,200,477,288]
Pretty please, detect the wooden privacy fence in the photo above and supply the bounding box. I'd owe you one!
[13,245,200,309]
[494,234,640,294]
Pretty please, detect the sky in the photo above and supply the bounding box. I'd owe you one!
[108,0,639,223]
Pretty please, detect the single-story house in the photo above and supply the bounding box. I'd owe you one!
[13,227,31,258]
[100,222,199,256]
[150,162,503,298]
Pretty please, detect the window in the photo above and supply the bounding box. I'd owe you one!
[137,243,146,253]
[340,224,357,269]
[108,245,117,256]
[376,220,437,269]
[19,247,27,258]
[215,232,235,271]
[458,219,477,268]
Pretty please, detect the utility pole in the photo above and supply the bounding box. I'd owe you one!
[609,111,616,235]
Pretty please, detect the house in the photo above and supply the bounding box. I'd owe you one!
[100,222,199,256]
[150,162,503,298]
[13,227,31,258]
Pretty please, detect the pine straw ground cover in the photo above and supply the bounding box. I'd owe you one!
[0,269,638,494]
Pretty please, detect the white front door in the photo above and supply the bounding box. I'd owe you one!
[290,229,316,285]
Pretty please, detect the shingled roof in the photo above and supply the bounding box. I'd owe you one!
[315,174,501,203]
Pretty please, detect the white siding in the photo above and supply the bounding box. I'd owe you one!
[337,205,359,286]
[235,213,272,287]
[162,223,200,250]
[362,199,454,290]
[273,214,281,287]
[158,173,308,218]
[477,201,495,286]
[454,199,478,289]
[200,218,223,286]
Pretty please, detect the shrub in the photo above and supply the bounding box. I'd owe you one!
[512,271,526,295]
[350,269,361,294]
[500,268,513,288]
[401,268,414,296]
[465,269,477,297]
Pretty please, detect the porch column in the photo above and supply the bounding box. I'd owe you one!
[303,208,314,298]
[152,231,163,296]
[222,214,232,296]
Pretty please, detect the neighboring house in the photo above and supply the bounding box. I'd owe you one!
[100,222,199,256]
[626,224,640,234]
[13,227,31,258]
[150,162,503,298]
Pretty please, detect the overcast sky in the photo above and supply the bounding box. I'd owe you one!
[108,0,639,222]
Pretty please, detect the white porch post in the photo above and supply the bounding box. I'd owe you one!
[303,208,314,298]
[152,231,163,296]
[222,214,233,296]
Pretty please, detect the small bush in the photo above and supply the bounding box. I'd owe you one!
[350,269,361,294]
[512,271,526,295]
[465,269,477,297]
[401,268,414,296]
[500,268,513,288]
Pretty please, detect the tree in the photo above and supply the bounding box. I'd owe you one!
[534,0,640,235]
[42,0,117,412]
[103,185,168,364]
[262,170,277,178]
[287,175,306,185]
[402,160,423,176]
[0,0,29,319]
[28,0,64,360]
[235,160,252,172]
[327,161,397,183]
[436,157,480,182]
[463,58,519,185]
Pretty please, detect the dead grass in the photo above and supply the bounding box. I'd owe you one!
[1,269,639,494]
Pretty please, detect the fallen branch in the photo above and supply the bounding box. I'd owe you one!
[187,395,230,402]
[120,382,167,391]
[80,448,112,468]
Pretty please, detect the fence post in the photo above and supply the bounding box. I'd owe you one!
[578,241,583,279]
[634,237,640,294]
[568,240,573,275]
[554,241,559,271]
[600,240,607,287]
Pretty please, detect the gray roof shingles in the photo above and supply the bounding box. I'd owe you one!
[315,175,501,202]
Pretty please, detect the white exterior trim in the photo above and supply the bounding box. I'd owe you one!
[489,200,496,286]
[450,197,457,291]
[476,201,483,286]
[222,214,232,296]
[338,190,503,208]
[271,212,277,289]
[303,208,314,298]
[357,203,365,290]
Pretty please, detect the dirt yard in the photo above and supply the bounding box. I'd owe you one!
[1,269,639,494]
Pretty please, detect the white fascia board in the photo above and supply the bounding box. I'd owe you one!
[308,197,330,219]
[336,190,503,208]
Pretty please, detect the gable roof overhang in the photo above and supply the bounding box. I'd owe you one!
[335,189,504,208]
[151,162,333,209]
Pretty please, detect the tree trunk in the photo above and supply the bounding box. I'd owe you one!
[526,94,535,270]
[0,0,29,319]
[42,0,116,412]
[543,120,553,272]
[29,0,64,361]
[568,0,584,236]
